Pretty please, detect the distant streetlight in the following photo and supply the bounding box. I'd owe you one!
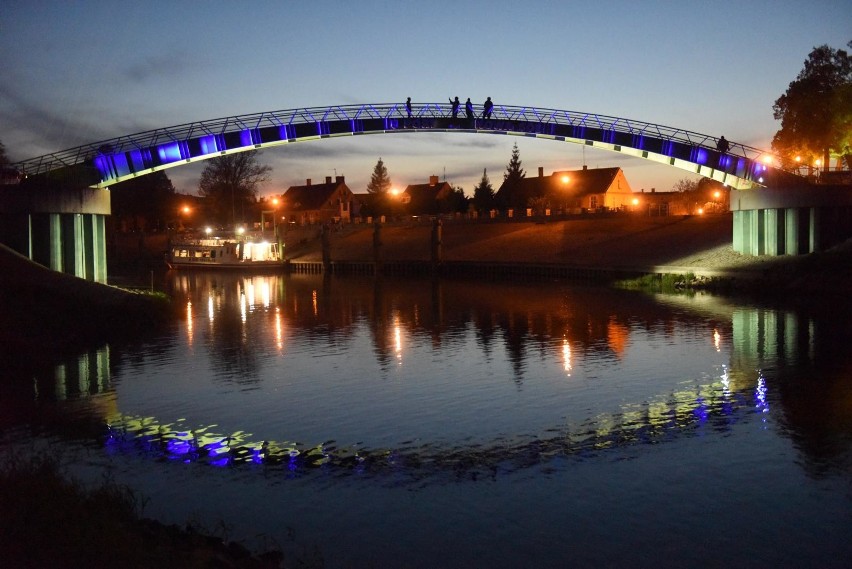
[178,205,192,230]
[559,175,571,214]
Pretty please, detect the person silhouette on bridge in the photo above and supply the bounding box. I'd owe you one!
[406,97,412,118]
[716,136,730,153]
[482,96,493,119]
[449,96,460,118]
[465,98,474,119]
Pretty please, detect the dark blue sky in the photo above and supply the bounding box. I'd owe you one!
[2,1,849,195]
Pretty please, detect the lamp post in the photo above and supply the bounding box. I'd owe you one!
[260,197,280,236]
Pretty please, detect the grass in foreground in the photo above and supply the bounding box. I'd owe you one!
[0,452,292,568]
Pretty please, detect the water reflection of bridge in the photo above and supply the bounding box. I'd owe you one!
[23,276,845,481]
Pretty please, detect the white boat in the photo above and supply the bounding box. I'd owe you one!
[167,231,284,270]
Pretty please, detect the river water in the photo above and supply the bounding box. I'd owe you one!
[2,271,851,568]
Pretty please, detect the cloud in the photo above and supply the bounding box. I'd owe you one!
[122,51,196,84]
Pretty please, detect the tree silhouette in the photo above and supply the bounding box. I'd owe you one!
[111,171,177,231]
[772,42,852,172]
[366,157,391,194]
[503,142,526,183]
[496,142,526,210]
[0,140,8,166]
[440,185,469,214]
[198,151,271,225]
[472,168,495,212]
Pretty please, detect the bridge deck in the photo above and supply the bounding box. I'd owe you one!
[10,103,797,190]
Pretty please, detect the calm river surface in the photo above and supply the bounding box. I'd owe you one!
[2,272,851,568]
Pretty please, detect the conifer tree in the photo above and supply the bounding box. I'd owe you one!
[503,142,526,184]
[496,142,526,210]
[367,157,391,194]
[473,168,495,212]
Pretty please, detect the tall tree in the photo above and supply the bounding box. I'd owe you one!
[496,142,526,210]
[0,140,8,166]
[503,142,526,184]
[198,151,271,225]
[472,168,495,212]
[366,157,391,194]
[772,42,852,172]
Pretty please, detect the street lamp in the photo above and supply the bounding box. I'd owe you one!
[178,205,192,230]
[560,175,571,214]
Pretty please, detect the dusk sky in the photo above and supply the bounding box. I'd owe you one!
[2,1,849,197]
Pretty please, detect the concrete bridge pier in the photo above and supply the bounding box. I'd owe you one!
[731,185,852,257]
[0,184,110,283]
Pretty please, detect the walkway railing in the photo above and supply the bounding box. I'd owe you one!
[11,102,778,180]
[13,102,798,189]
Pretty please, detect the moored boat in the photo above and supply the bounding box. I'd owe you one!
[167,230,284,270]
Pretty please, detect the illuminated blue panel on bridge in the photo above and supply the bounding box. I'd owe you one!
[157,141,185,164]
[199,135,219,155]
[129,149,148,171]
[692,148,708,165]
[279,125,294,140]
[240,129,254,147]
[110,153,131,177]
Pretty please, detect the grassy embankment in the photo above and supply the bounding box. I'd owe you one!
[0,453,290,568]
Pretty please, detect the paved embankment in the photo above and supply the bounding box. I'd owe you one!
[281,213,852,292]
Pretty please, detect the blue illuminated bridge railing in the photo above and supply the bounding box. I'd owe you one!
[11,102,797,190]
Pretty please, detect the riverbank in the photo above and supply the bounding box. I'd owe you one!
[0,244,172,365]
[280,214,852,295]
[0,453,288,568]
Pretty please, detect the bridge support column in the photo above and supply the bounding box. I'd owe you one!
[763,209,784,256]
[730,185,852,257]
[0,185,110,283]
[785,208,801,255]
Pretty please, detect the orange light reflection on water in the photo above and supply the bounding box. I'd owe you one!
[275,308,284,352]
[562,337,572,376]
[186,301,193,345]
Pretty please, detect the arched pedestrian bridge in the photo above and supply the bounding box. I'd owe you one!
[6,102,850,285]
[11,102,796,191]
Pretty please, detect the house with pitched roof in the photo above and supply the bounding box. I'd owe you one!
[401,175,455,215]
[495,166,635,214]
[282,176,354,224]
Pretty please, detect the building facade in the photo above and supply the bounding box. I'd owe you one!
[495,166,635,214]
[282,176,354,224]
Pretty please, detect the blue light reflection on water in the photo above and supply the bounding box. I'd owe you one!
[5,273,852,568]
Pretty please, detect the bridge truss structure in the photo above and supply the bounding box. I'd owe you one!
[11,102,793,190]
